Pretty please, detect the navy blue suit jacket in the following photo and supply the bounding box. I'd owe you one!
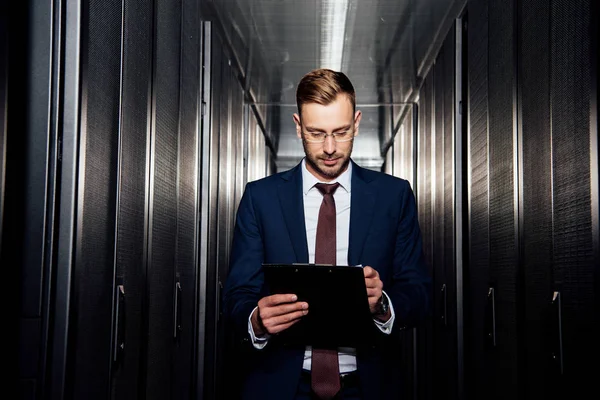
[223,159,431,400]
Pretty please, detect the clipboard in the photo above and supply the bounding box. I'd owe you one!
[262,263,376,348]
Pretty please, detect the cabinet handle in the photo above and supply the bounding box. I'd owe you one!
[113,285,125,363]
[485,287,496,348]
[174,281,182,339]
[550,291,564,375]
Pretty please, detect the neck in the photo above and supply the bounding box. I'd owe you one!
[305,159,350,182]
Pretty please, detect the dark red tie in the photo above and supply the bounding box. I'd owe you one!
[311,182,341,399]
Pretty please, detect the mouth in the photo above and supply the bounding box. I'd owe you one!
[322,158,340,167]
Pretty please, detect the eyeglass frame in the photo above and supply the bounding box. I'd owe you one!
[300,128,356,143]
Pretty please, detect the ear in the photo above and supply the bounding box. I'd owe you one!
[293,113,302,139]
[353,110,362,137]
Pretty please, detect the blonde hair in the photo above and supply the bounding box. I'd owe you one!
[296,69,356,116]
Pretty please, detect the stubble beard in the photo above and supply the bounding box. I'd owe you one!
[303,139,353,180]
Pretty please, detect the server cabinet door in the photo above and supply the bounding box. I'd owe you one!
[464,2,490,396]
[544,0,598,397]
[7,0,56,396]
[145,0,182,398]
[486,0,520,397]
[431,24,459,400]
[68,0,127,398]
[202,27,224,400]
[215,60,245,400]
[172,0,202,398]
[519,1,554,398]
[390,110,417,400]
[517,0,598,398]
[465,0,520,398]
[110,0,154,398]
[416,76,435,400]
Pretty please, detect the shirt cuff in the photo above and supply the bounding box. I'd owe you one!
[373,291,395,334]
[248,306,271,349]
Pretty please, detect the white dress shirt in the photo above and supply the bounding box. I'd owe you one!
[248,158,395,373]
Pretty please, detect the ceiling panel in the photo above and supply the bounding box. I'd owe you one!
[211,0,466,169]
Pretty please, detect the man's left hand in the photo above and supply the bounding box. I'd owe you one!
[363,266,391,322]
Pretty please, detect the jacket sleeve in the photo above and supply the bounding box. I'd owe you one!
[222,182,266,344]
[387,180,432,332]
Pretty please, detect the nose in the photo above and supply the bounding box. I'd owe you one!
[323,134,336,154]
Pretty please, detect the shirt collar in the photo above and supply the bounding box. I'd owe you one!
[301,158,352,195]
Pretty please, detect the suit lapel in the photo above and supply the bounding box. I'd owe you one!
[277,163,309,263]
[348,161,376,266]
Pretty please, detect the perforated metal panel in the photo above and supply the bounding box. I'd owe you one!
[216,61,248,400]
[443,27,457,332]
[110,0,153,398]
[71,0,123,398]
[434,52,445,285]
[247,111,270,183]
[519,0,554,397]
[231,78,245,223]
[202,29,223,400]
[405,109,415,185]
[389,98,417,400]
[487,0,519,397]
[416,76,434,400]
[432,54,447,398]
[146,0,181,397]
[172,0,201,397]
[550,1,596,396]
[419,78,434,271]
[217,65,234,293]
[442,26,458,400]
[465,1,490,398]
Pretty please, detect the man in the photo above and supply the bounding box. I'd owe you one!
[223,68,431,400]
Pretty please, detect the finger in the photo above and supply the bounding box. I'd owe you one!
[268,318,303,335]
[364,277,376,288]
[263,310,308,334]
[363,266,378,279]
[366,288,381,298]
[364,277,383,290]
[262,301,308,319]
[363,266,374,277]
[261,294,298,307]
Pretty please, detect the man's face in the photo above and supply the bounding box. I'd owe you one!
[293,94,362,182]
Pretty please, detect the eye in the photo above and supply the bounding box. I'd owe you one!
[334,131,352,139]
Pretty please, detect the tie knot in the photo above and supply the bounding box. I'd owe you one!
[315,182,340,196]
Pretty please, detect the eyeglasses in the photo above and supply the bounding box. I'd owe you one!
[302,130,354,143]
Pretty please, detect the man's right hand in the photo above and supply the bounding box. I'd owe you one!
[251,294,309,337]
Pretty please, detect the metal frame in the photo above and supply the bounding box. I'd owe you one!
[196,20,212,400]
[590,0,599,311]
[243,103,250,186]
[23,0,56,333]
[108,0,127,381]
[140,0,156,392]
[514,1,529,394]
[454,14,465,400]
[51,0,81,397]
[202,1,276,157]
[412,102,419,400]
[417,0,468,82]
[40,0,62,395]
